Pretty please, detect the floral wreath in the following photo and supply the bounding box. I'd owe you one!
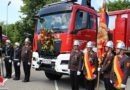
[39,28,55,53]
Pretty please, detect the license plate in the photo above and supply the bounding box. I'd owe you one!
[43,59,51,64]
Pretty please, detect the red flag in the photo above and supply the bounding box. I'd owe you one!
[97,0,108,65]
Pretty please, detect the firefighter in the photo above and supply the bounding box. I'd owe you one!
[21,38,32,82]
[13,42,21,80]
[4,40,14,79]
[83,41,98,90]
[98,41,114,90]
[110,42,130,90]
[68,40,83,90]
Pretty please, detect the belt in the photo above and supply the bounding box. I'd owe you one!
[14,59,19,61]
[5,56,10,58]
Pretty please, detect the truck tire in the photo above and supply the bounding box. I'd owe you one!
[45,72,62,80]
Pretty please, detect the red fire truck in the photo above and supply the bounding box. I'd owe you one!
[32,0,130,80]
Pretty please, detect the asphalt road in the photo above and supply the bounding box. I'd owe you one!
[0,63,130,90]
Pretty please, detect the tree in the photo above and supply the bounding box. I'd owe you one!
[98,0,130,12]
[18,0,60,46]
[108,0,130,11]
[0,22,6,35]
[2,0,60,46]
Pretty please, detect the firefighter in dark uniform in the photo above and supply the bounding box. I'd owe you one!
[110,42,130,90]
[68,40,83,90]
[83,41,98,90]
[98,41,114,90]
[4,40,14,79]
[13,42,21,80]
[21,38,32,82]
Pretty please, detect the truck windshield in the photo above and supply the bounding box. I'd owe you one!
[36,11,72,34]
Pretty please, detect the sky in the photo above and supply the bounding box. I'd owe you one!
[0,0,115,24]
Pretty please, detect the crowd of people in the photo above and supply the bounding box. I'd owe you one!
[69,40,130,90]
[0,38,130,90]
[1,38,32,82]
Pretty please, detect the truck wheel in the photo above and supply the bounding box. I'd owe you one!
[45,72,62,80]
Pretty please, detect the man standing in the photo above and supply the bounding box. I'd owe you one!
[68,40,83,90]
[13,42,21,80]
[98,41,114,90]
[83,41,98,90]
[21,38,32,82]
[110,42,130,90]
[4,40,14,79]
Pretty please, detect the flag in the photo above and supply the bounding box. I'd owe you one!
[97,0,109,65]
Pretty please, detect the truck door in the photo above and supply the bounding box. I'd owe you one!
[72,9,97,50]
[114,16,127,47]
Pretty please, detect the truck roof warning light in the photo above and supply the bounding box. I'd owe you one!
[81,0,91,7]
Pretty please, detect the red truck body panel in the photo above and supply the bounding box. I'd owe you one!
[98,9,130,52]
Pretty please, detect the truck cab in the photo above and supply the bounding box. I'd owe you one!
[32,0,97,80]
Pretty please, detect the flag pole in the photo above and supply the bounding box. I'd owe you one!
[97,0,105,90]
[97,58,101,90]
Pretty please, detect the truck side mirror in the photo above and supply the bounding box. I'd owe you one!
[70,30,78,34]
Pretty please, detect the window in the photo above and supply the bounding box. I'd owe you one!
[36,11,72,34]
[75,9,94,30]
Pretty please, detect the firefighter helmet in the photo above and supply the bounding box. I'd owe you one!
[105,41,114,48]
[116,41,126,50]
[25,38,30,43]
[6,40,11,43]
[15,42,20,47]
[74,40,80,46]
[86,41,93,48]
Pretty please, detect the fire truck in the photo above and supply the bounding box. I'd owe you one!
[32,0,130,80]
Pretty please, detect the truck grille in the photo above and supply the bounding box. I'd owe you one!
[37,40,62,59]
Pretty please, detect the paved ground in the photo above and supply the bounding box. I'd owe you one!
[0,62,130,90]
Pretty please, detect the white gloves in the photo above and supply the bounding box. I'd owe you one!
[121,84,126,88]
[68,69,70,74]
[110,80,113,84]
[0,48,2,51]
[77,71,81,76]
[28,62,31,65]
[98,67,101,72]
[94,74,97,79]
[9,60,12,63]
[17,62,20,66]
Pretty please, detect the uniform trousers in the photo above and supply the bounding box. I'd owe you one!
[14,61,20,79]
[23,61,31,81]
[4,58,12,77]
[70,70,79,90]
[84,78,96,90]
[104,78,113,90]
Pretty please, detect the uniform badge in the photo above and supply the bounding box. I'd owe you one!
[108,60,111,64]
[25,50,27,53]
[127,63,130,67]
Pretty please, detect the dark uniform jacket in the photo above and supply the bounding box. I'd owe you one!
[14,48,21,62]
[101,52,114,78]
[69,49,83,71]
[5,45,14,60]
[21,45,32,62]
[110,54,130,85]
[83,51,98,75]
